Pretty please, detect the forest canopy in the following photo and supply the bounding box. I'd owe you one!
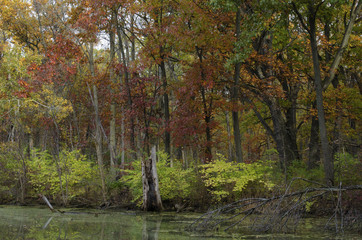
[0,0,361,209]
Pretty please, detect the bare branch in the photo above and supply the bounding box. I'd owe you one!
[323,0,362,90]
[291,2,311,35]
[187,178,362,233]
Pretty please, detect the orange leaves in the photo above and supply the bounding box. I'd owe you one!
[11,80,31,98]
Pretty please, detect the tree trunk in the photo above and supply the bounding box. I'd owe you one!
[88,43,107,202]
[142,146,163,211]
[270,105,288,171]
[197,47,213,162]
[322,1,362,90]
[225,111,234,162]
[232,6,244,163]
[284,83,300,162]
[292,0,360,185]
[160,60,171,158]
[93,84,107,203]
[308,115,320,169]
[116,19,137,160]
[264,99,299,170]
[121,113,125,168]
[109,10,117,169]
[204,114,212,162]
[308,4,334,186]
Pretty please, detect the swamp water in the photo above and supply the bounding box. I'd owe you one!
[0,205,360,239]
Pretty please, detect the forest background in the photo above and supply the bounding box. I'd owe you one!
[0,0,361,212]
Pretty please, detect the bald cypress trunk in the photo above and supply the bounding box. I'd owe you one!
[142,146,163,211]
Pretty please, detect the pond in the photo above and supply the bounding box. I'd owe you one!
[0,205,360,239]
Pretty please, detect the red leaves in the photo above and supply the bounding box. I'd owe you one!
[13,80,31,98]
[28,36,83,90]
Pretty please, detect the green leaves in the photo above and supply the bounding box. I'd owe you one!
[23,83,73,122]
[209,0,237,12]
[201,154,274,201]
[0,43,42,97]
[121,151,196,206]
[27,149,98,203]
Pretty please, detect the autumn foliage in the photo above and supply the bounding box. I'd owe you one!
[0,0,361,207]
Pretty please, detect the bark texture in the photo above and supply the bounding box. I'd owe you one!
[142,146,163,211]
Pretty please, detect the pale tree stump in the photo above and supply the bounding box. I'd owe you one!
[142,146,163,211]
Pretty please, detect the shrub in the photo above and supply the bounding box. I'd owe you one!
[0,143,24,202]
[334,152,361,185]
[200,153,275,202]
[27,149,98,204]
[287,160,324,186]
[121,151,196,207]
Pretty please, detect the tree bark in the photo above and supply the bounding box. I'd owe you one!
[232,6,244,163]
[116,18,137,160]
[308,114,320,169]
[196,47,213,162]
[308,4,334,186]
[142,146,163,211]
[225,111,234,162]
[249,97,299,169]
[160,60,171,158]
[88,43,107,202]
[322,0,361,90]
[109,10,117,169]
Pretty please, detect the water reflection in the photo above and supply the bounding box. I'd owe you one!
[42,216,53,229]
[0,206,361,240]
[142,216,162,240]
[0,206,197,240]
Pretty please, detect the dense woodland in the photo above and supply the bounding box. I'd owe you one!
[0,0,361,212]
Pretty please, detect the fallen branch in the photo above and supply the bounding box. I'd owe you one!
[39,194,104,217]
[39,194,64,213]
[187,178,362,233]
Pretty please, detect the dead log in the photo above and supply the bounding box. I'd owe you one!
[142,146,163,211]
[39,194,64,213]
[187,178,362,233]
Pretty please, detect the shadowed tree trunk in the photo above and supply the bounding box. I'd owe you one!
[308,4,334,186]
[249,96,300,171]
[88,43,107,202]
[232,6,244,163]
[160,59,171,158]
[109,9,117,169]
[196,46,213,162]
[115,17,137,161]
[225,111,234,162]
[292,0,361,186]
[308,114,320,170]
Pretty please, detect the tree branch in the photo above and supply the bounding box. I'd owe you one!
[322,0,361,90]
[187,178,361,233]
[291,2,311,35]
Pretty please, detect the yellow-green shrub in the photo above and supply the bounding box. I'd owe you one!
[27,149,98,204]
[121,151,196,206]
[0,143,24,202]
[200,154,275,202]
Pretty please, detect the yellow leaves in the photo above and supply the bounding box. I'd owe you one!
[23,83,73,122]
[200,153,269,201]
[0,43,42,88]
[27,148,98,200]
[0,0,31,24]
[0,0,53,51]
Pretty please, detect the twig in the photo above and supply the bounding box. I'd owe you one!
[187,178,362,233]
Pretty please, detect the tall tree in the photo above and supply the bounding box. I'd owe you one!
[292,0,361,185]
[231,3,244,163]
